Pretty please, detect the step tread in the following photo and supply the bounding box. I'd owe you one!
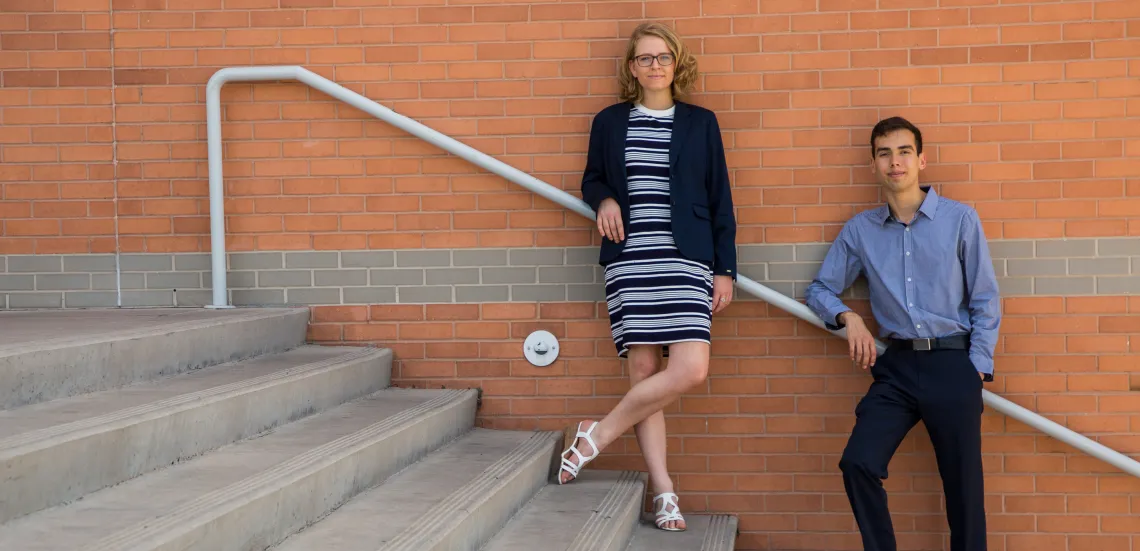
[480,470,646,551]
[625,514,737,551]
[0,345,377,442]
[0,388,461,550]
[0,307,303,355]
[275,428,557,551]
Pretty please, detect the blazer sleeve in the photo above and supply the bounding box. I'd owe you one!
[580,112,616,214]
[705,112,737,280]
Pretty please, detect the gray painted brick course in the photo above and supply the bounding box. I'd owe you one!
[1099,238,1140,257]
[794,244,831,263]
[512,284,566,301]
[0,275,34,291]
[1035,277,1094,295]
[396,250,450,267]
[1008,259,1067,277]
[229,253,282,271]
[538,266,595,284]
[564,247,599,266]
[482,267,536,285]
[738,245,794,263]
[453,249,507,266]
[1133,257,1140,274]
[510,249,563,266]
[147,272,201,290]
[370,269,424,286]
[0,257,5,272]
[12,293,63,308]
[8,256,61,273]
[987,241,1034,259]
[568,284,606,302]
[769,262,821,281]
[232,289,285,305]
[93,273,143,290]
[398,286,453,303]
[456,285,509,302]
[341,251,394,268]
[258,270,313,288]
[1097,276,1140,294]
[36,274,90,291]
[122,290,175,307]
[1068,258,1130,276]
[120,254,171,272]
[64,255,116,273]
[997,277,1033,296]
[426,268,480,285]
[175,290,213,307]
[175,254,211,271]
[286,252,339,269]
[63,292,115,308]
[287,288,342,305]
[1036,239,1095,258]
[315,269,367,287]
[218,271,257,289]
[343,287,396,304]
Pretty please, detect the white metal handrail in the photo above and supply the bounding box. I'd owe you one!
[206,65,1140,478]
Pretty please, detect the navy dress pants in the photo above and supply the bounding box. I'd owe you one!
[839,346,987,551]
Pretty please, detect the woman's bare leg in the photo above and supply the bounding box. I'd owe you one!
[559,341,709,499]
[625,346,684,529]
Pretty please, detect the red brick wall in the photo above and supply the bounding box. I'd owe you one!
[3,1,1140,549]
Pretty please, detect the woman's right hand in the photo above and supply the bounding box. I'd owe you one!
[596,198,624,243]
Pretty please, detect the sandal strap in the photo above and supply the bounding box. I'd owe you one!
[653,492,684,526]
[558,421,599,480]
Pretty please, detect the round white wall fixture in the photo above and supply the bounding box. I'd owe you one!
[523,330,559,367]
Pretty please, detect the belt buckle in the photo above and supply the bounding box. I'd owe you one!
[913,338,933,351]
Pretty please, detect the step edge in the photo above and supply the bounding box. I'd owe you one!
[566,470,648,551]
[0,346,390,455]
[383,430,561,551]
[0,308,308,358]
[700,515,739,551]
[80,388,477,551]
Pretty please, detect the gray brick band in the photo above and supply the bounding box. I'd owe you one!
[1,238,1138,308]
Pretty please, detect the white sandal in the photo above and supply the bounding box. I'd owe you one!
[558,421,599,485]
[653,492,686,532]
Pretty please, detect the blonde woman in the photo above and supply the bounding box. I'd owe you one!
[558,22,738,532]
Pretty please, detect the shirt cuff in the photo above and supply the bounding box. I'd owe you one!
[825,306,852,331]
[969,351,994,382]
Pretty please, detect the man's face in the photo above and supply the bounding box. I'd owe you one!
[871,129,926,194]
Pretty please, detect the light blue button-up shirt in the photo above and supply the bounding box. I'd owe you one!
[804,186,1001,378]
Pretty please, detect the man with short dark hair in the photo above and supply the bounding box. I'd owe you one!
[804,116,1001,551]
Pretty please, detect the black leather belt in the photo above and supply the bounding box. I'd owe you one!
[888,334,969,351]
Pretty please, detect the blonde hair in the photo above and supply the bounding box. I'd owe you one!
[618,22,698,103]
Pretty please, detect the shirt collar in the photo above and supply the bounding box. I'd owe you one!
[876,185,939,225]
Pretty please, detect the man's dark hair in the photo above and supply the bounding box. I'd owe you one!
[870,116,922,156]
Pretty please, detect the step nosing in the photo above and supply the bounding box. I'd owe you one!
[80,389,470,551]
[567,471,643,549]
[701,516,732,550]
[0,309,301,358]
[381,432,554,550]
[0,347,381,455]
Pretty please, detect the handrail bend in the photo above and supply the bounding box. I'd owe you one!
[206,65,1140,478]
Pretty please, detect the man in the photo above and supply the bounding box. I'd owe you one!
[804,116,1001,551]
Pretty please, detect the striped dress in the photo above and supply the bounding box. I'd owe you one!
[604,103,714,358]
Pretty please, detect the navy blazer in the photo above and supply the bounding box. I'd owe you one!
[580,101,738,280]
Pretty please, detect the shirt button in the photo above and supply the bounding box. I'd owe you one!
[905,251,910,256]
[916,324,922,329]
[905,227,910,232]
[907,277,912,282]
[908,303,913,307]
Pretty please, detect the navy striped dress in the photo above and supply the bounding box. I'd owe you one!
[604,103,714,358]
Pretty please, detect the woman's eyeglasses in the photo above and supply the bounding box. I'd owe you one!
[634,53,674,67]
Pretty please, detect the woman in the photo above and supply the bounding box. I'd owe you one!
[559,22,738,532]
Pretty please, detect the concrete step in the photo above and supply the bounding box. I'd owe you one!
[273,428,560,551]
[626,513,738,551]
[0,307,309,410]
[0,388,477,551]
[0,344,391,524]
[480,470,647,551]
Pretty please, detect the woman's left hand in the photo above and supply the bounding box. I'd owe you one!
[712,275,733,315]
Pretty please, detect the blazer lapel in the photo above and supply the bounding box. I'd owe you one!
[610,102,632,199]
[668,101,690,170]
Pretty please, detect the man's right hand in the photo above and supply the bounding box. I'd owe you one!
[840,312,877,370]
[596,198,624,243]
